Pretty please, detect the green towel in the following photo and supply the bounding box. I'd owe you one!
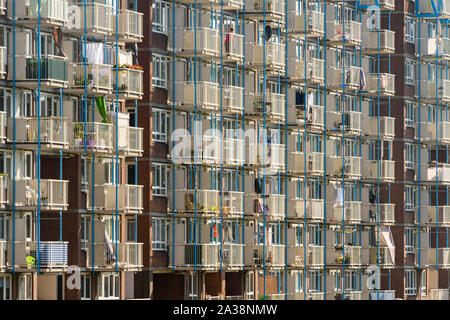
[95,96,108,124]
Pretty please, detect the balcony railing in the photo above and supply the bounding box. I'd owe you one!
[116,126,143,156]
[287,152,305,173]
[246,42,285,69]
[266,194,285,219]
[69,63,113,93]
[113,67,143,99]
[0,240,5,268]
[289,58,325,84]
[0,47,6,76]
[377,204,395,224]
[330,246,363,266]
[169,81,220,111]
[364,30,395,53]
[222,244,244,267]
[416,121,450,144]
[87,184,143,213]
[366,73,395,96]
[224,33,244,60]
[426,163,450,182]
[309,246,324,266]
[333,201,362,223]
[416,248,450,267]
[256,244,285,267]
[416,79,450,102]
[224,138,244,165]
[170,134,221,164]
[169,189,220,213]
[67,2,114,35]
[33,241,68,269]
[7,117,69,148]
[168,243,220,268]
[365,116,395,139]
[430,289,449,300]
[0,112,6,142]
[0,175,6,207]
[307,199,325,220]
[72,122,113,153]
[170,28,219,57]
[307,292,325,300]
[116,10,144,42]
[0,0,5,13]
[288,11,324,36]
[287,199,305,219]
[86,242,143,269]
[307,152,324,175]
[12,0,69,26]
[328,21,362,45]
[287,245,304,266]
[368,290,396,300]
[328,66,362,91]
[223,86,244,113]
[11,55,68,87]
[363,160,395,181]
[246,0,285,17]
[427,206,450,225]
[419,0,450,17]
[369,246,394,267]
[222,191,244,216]
[417,37,450,58]
[10,179,69,210]
[359,0,395,10]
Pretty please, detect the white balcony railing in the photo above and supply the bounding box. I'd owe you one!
[430,289,449,300]
[224,33,244,60]
[309,246,324,265]
[13,0,69,26]
[116,10,144,42]
[266,194,285,219]
[170,28,219,56]
[72,122,114,152]
[307,199,324,220]
[69,63,113,93]
[169,189,220,213]
[222,191,244,216]
[427,206,450,225]
[116,126,143,156]
[246,0,285,17]
[366,73,395,96]
[168,243,220,268]
[363,160,395,181]
[34,241,68,269]
[88,184,144,213]
[67,2,114,35]
[366,116,395,139]
[288,11,324,36]
[224,138,244,165]
[365,30,395,52]
[222,243,244,267]
[307,152,324,175]
[114,67,143,99]
[419,0,450,17]
[169,81,220,111]
[416,79,450,101]
[328,21,362,45]
[334,201,362,223]
[289,58,325,83]
[417,37,450,58]
[223,86,244,113]
[0,47,6,76]
[246,42,285,69]
[86,242,143,269]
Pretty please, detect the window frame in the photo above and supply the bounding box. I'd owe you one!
[152,217,167,251]
[152,53,167,89]
[152,108,168,143]
[152,0,168,34]
[152,162,167,197]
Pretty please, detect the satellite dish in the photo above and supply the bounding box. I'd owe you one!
[265,25,272,41]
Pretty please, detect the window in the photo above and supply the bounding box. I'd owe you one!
[0,275,11,300]
[309,270,322,292]
[405,143,415,170]
[293,224,303,246]
[405,228,416,253]
[81,274,91,300]
[293,271,304,293]
[188,273,198,300]
[152,217,167,251]
[23,152,32,179]
[103,216,120,241]
[152,54,167,88]
[405,185,415,212]
[344,270,357,291]
[98,273,120,300]
[405,59,415,85]
[245,272,254,300]
[405,16,415,44]
[420,270,427,296]
[152,0,168,34]
[81,156,91,191]
[81,215,91,250]
[127,219,135,242]
[24,212,32,242]
[335,270,342,292]
[405,270,417,296]
[152,108,168,143]
[405,101,415,127]
[152,163,167,196]
[18,274,32,300]
[308,224,322,246]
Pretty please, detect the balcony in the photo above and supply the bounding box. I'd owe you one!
[8,179,69,211]
[287,246,304,267]
[309,246,324,266]
[115,10,144,42]
[11,0,68,27]
[168,243,220,269]
[287,152,304,173]
[327,21,362,47]
[426,206,450,226]
[224,138,244,165]
[66,2,114,37]
[169,28,219,58]
[426,163,450,183]
[416,80,450,102]
[169,189,220,214]
[116,126,143,157]
[327,110,362,135]
[222,244,244,268]
[288,58,325,85]
[359,0,395,10]
[86,242,143,270]
[68,63,113,95]
[0,0,5,14]
[307,152,324,175]
[246,42,285,71]
[7,117,69,150]
[415,121,450,144]
[369,246,394,267]
[328,246,364,266]
[327,156,361,179]
[332,201,362,223]
[10,55,68,88]
[416,37,450,61]
[87,184,143,213]
[266,194,285,220]
[0,175,6,208]
[169,81,219,112]
[287,198,305,219]
[34,241,68,270]
[307,292,325,300]
[367,203,395,224]
[418,0,450,18]
[244,93,285,121]
[365,73,395,97]
[344,291,364,300]
[430,289,449,300]
[368,290,395,300]
[328,66,362,91]
[71,122,113,154]
[306,199,325,220]
[362,160,395,182]
[363,30,395,54]
[255,244,285,267]
[245,0,285,20]
[222,34,244,62]
[415,248,450,268]
[222,191,244,216]
[364,116,395,140]
[170,134,221,165]
[287,10,324,37]
[223,86,244,114]
[113,66,143,100]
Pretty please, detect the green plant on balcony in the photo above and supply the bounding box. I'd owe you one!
[74,124,83,139]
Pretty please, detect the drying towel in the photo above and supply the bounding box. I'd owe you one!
[84,42,104,64]
[360,68,366,90]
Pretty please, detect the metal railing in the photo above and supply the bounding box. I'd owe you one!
[25,179,69,209]
[27,0,69,24]
[68,2,114,34]
[169,189,220,212]
[223,86,244,113]
[72,122,113,152]
[10,117,69,147]
[114,67,143,98]
[365,30,395,52]
[367,73,395,95]
[88,184,143,212]
[116,125,143,155]
[70,63,113,92]
[289,10,324,35]
[116,10,144,41]
[223,138,244,165]
[222,243,244,267]
[170,81,220,110]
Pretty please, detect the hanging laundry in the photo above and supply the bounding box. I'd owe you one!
[359,68,366,90]
[334,187,344,207]
[296,90,305,109]
[380,73,386,90]
[83,42,104,64]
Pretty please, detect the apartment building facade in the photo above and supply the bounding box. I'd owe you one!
[0,0,449,301]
